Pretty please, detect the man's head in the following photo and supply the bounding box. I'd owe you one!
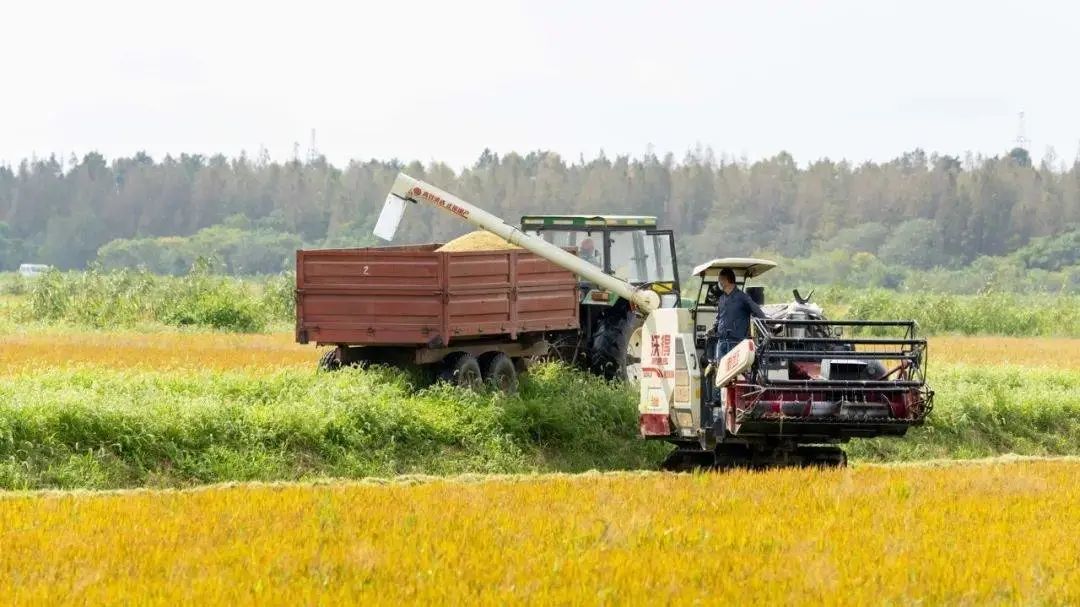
[718,268,737,293]
[580,238,595,258]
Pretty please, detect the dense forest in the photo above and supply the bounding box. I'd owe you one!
[0,146,1078,290]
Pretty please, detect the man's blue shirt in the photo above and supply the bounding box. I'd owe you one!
[712,287,766,340]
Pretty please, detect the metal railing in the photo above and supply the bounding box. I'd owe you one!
[750,317,928,387]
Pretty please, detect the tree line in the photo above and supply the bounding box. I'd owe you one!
[0,146,1078,274]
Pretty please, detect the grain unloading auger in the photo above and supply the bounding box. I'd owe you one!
[376,174,663,314]
[377,173,933,469]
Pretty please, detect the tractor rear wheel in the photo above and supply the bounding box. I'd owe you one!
[438,353,483,390]
[526,332,581,370]
[480,352,519,393]
[590,308,644,384]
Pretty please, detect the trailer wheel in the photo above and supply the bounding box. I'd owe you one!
[590,308,643,384]
[318,348,342,371]
[480,353,519,394]
[438,353,483,390]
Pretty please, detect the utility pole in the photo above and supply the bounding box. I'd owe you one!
[307,129,319,163]
[1015,111,1029,151]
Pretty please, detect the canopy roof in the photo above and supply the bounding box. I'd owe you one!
[692,257,778,279]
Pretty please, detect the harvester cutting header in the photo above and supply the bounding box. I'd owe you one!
[296,173,933,468]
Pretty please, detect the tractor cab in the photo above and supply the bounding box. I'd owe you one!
[521,215,680,308]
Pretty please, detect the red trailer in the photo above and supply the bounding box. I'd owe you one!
[295,244,580,391]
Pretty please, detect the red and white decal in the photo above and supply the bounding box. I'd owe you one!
[412,186,470,219]
[649,333,672,365]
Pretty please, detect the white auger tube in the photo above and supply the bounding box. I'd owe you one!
[378,173,660,314]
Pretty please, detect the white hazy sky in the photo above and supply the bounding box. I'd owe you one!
[2,0,1077,169]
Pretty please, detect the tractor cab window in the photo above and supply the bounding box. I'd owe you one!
[607,230,677,285]
[607,231,645,282]
[527,229,605,268]
[647,231,677,284]
[698,279,720,306]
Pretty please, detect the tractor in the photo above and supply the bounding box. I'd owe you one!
[519,214,679,382]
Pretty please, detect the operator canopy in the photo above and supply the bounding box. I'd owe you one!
[692,257,777,279]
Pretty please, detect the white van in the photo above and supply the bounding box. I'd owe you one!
[18,264,50,278]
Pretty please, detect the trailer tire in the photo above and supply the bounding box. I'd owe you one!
[480,352,519,394]
[438,353,483,391]
[590,308,643,384]
[318,348,342,371]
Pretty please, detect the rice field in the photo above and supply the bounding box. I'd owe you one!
[0,330,1076,489]
[1,459,1076,605]
[1,320,1077,603]
[1,331,1075,375]
[929,335,1080,369]
[0,330,314,374]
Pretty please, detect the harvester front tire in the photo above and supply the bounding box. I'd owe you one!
[439,353,483,391]
[481,352,519,394]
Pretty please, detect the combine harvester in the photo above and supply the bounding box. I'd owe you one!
[303,174,934,469]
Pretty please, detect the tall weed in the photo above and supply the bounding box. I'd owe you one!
[835,290,1078,336]
[17,267,1080,336]
[23,263,277,332]
[0,363,1073,489]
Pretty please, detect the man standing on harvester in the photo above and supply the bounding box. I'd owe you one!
[710,268,766,360]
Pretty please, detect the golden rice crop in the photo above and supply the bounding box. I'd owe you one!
[858,335,1080,373]
[0,459,1075,605]
[2,331,1075,376]
[0,331,316,375]
[930,335,1080,368]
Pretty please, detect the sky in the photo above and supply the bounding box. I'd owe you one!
[2,0,1078,170]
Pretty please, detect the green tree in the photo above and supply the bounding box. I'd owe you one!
[879,219,947,269]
